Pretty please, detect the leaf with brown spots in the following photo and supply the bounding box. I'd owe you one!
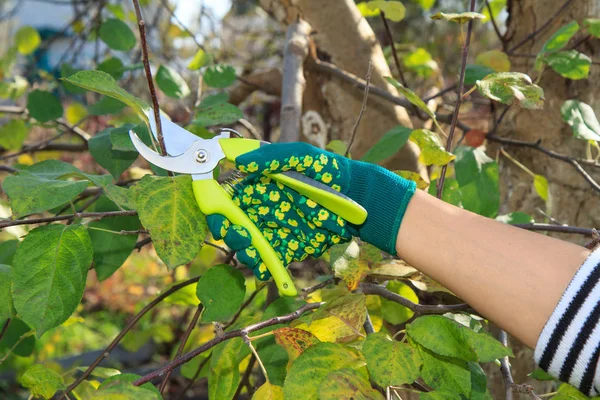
[274,327,320,368]
[318,368,384,400]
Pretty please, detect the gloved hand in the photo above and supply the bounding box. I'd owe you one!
[207,142,417,280]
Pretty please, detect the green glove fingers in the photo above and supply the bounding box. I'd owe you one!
[236,142,417,255]
[206,214,252,251]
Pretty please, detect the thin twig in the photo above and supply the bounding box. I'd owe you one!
[346,61,373,157]
[485,0,505,45]
[361,283,472,314]
[513,223,597,236]
[223,284,267,330]
[498,330,514,400]
[233,356,256,399]
[159,304,204,394]
[380,12,408,87]
[133,302,323,386]
[0,210,137,229]
[436,0,477,199]
[0,319,11,342]
[62,276,201,397]
[301,278,336,297]
[132,0,167,157]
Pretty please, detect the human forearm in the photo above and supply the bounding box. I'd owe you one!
[396,189,590,348]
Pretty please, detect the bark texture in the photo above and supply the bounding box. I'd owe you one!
[259,0,427,176]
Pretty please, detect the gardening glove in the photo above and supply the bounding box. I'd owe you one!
[236,142,417,254]
[206,174,352,280]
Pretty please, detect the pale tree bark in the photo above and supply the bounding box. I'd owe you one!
[259,0,427,176]
[486,0,600,396]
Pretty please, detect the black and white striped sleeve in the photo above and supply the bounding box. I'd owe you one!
[535,248,600,397]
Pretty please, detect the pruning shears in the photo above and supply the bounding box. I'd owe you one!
[129,110,367,296]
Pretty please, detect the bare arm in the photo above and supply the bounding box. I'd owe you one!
[396,190,590,348]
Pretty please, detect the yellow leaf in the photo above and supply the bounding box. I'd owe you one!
[366,1,406,22]
[534,174,549,201]
[476,50,511,72]
[410,129,456,166]
[61,316,84,327]
[252,382,284,400]
[381,281,418,325]
[356,2,381,18]
[394,170,429,190]
[15,26,41,55]
[65,103,88,125]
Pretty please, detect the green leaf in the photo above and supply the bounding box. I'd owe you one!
[92,381,162,399]
[0,240,18,265]
[545,50,591,80]
[464,65,495,85]
[15,26,41,55]
[384,77,439,126]
[366,1,406,22]
[403,48,438,78]
[89,127,139,179]
[109,124,138,152]
[299,293,366,343]
[203,65,237,88]
[476,72,544,110]
[561,100,600,141]
[133,175,207,268]
[529,368,556,381]
[407,315,513,362]
[411,0,435,11]
[540,21,580,54]
[12,224,92,335]
[356,2,381,18]
[99,18,136,51]
[481,0,506,22]
[193,102,243,127]
[420,391,462,400]
[381,281,418,325]
[258,340,289,386]
[283,342,365,400]
[534,174,549,202]
[156,65,191,99]
[0,318,36,358]
[209,337,245,400]
[469,362,493,399]
[362,332,421,387]
[326,140,348,156]
[360,126,412,164]
[0,119,28,150]
[76,366,121,379]
[431,12,485,24]
[584,18,600,38]
[21,364,66,399]
[89,216,140,281]
[188,48,211,70]
[60,64,86,94]
[89,96,127,116]
[428,178,463,206]
[496,212,534,224]
[410,129,456,167]
[416,344,471,396]
[553,383,589,400]
[196,264,245,322]
[27,90,63,122]
[318,368,384,400]
[454,146,499,218]
[98,373,161,396]
[106,3,126,19]
[253,382,284,400]
[476,50,510,72]
[0,265,14,319]
[62,70,150,119]
[98,57,125,80]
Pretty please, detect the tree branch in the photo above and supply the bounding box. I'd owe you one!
[436,0,476,199]
[513,223,597,236]
[498,330,514,400]
[280,19,311,143]
[346,61,373,157]
[0,210,137,229]
[63,276,201,396]
[133,302,323,386]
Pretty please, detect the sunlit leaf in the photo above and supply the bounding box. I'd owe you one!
[381,280,418,325]
[356,2,381,18]
[252,382,284,400]
[203,64,237,88]
[89,127,138,179]
[544,50,591,80]
[431,12,485,24]
[476,72,544,109]
[366,1,406,22]
[65,102,88,125]
[407,315,513,362]
[411,0,435,11]
[196,264,245,322]
[475,50,510,72]
[560,100,600,141]
[156,64,191,99]
[133,175,207,269]
[274,327,320,367]
[584,18,600,38]
[481,0,506,22]
[283,342,365,400]
[15,26,41,55]
[362,332,421,387]
[106,3,125,19]
[395,170,429,190]
[361,125,412,164]
[325,140,348,156]
[13,224,92,335]
[0,119,28,150]
[0,265,14,318]
[553,383,589,400]
[403,48,438,78]
[318,368,384,400]
[410,129,455,167]
[99,18,136,51]
[27,90,63,122]
[330,241,370,291]
[188,48,211,70]
[384,77,438,124]
[534,174,549,202]
[21,364,66,399]
[209,337,246,400]
[539,21,580,55]
[454,146,499,218]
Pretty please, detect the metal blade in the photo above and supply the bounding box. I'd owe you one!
[145,109,204,156]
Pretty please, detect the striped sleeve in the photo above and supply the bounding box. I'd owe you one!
[534,247,600,396]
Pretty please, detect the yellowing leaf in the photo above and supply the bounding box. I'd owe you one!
[356,2,381,18]
[534,174,549,201]
[331,241,370,291]
[65,102,88,125]
[381,281,418,325]
[476,72,544,110]
[431,12,485,24]
[366,1,406,22]
[385,77,438,126]
[21,364,66,399]
[410,129,456,166]
[0,119,28,151]
[318,368,384,400]
[362,332,422,387]
[15,26,41,55]
[273,327,320,367]
[252,382,284,400]
[475,50,511,72]
[188,48,211,70]
[395,170,429,190]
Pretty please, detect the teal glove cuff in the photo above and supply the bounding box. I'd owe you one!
[346,160,416,255]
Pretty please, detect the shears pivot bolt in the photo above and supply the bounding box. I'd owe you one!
[194,149,209,163]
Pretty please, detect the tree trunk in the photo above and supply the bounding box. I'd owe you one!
[259,0,427,177]
[486,0,600,396]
